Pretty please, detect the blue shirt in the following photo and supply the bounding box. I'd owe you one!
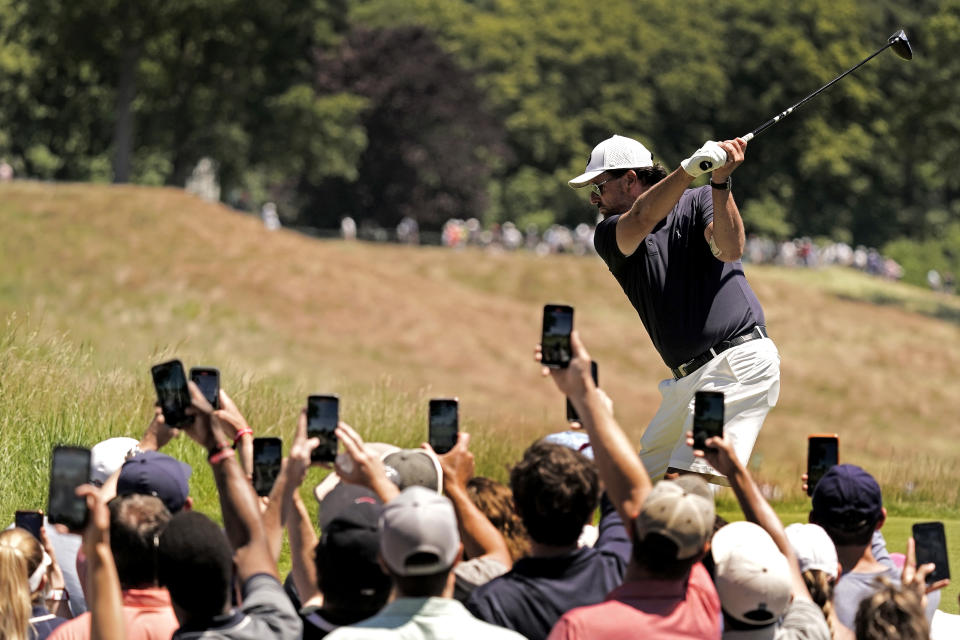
[465,497,631,640]
[593,186,765,369]
[29,604,68,640]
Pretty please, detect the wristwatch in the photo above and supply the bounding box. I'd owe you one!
[710,176,731,190]
[125,444,145,460]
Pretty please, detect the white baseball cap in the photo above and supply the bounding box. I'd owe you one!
[379,486,460,576]
[712,521,793,627]
[785,522,839,579]
[90,437,139,485]
[568,135,654,188]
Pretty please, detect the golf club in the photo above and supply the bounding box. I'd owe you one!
[700,29,913,170]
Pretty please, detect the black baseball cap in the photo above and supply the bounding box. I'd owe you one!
[811,464,883,530]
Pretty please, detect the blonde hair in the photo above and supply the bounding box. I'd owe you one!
[854,577,929,640]
[0,528,40,640]
[466,476,531,562]
[801,569,838,638]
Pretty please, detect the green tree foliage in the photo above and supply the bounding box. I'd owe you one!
[306,25,506,230]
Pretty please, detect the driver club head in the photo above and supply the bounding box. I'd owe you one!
[888,29,913,61]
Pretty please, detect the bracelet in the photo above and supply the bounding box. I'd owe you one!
[710,176,731,190]
[207,442,233,463]
[208,447,236,465]
[233,427,253,446]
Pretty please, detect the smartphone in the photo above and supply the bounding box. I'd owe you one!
[189,367,220,410]
[806,434,839,497]
[428,398,459,455]
[252,437,283,497]
[151,359,192,427]
[913,521,950,584]
[15,510,44,541]
[566,361,599,423]
[307,395,339,463]
[47,445,91,531]
[692,390,724,451]
[541,304,574,368]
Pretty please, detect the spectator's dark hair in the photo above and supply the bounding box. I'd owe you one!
[158,511,233,619]
[510,442,599,546]
[606,164,668,188]
[467,476,530,561]
[813,517,878,547]
[390,568,449,598]
[633,532,701,580]
[109,494,171,588]
[702,514,729,580]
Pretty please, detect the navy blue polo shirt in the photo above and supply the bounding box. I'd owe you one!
[594,185,765,370]
[465,496,630,640]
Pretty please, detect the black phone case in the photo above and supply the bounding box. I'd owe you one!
[541,305,574,368]
[914,522,950,584]
[307,396,339,463]
[47,446,91,530]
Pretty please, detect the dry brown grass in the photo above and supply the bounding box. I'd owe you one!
[3,180,960,509]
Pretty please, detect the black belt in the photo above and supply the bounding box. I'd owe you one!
[671,326,768,379]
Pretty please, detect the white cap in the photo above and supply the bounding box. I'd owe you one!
[712,521,793,626]
[90,437,139,485]
[379,486,460,576]
[568,135,654,188]
[785,523,838,579]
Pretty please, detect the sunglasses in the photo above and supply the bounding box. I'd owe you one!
[590,172,626,196]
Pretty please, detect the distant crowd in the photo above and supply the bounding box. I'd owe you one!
[2,331,956,640]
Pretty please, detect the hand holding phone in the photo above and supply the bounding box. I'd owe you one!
[151,359,192,427]
[15,510,44,541]
[428,398,459,455]
[189,367,220,410]
[47,445,92,531]
[692,391,724,451]
[913,521,950,585]
[806,434,839,497]
[307,395,339,463]
[252,437,283,497]
[541,304,574,368]
[566,361,598,423]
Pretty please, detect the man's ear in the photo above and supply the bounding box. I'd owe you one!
[182,496,194,512]
[876,507,887,530]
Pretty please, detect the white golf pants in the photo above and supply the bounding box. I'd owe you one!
[639,337,781,485]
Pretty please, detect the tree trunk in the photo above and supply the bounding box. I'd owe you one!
[112,42,140,183]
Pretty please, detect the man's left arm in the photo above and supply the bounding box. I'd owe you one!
[705,137,747,262]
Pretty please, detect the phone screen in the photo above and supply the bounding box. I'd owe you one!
[692,391,724,450]
[914,521,950,584]
[15,511,44,541]
[307,395,339,463]
[152,360,191,427]
[190,367,220,410]
[541,304,574,368]
[428,398,459,454]
[47,446,91,531]
[252,437,283,497]
[807,435,839,497]
[566,361,599,423]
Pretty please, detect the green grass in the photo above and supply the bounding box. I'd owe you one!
[4,181,960,605]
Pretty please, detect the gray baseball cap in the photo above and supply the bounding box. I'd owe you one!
[379,486,459,576]
[634,475,715,560]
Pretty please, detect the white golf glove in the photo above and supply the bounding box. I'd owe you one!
[681,141,728,177]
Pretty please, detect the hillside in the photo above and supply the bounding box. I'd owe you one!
[3,181,960,513]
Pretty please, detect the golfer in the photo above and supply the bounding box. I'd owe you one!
[568,135,780,484]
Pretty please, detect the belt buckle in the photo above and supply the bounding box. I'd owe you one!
[676,362,690,378]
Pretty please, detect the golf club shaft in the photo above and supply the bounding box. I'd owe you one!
[742,40,897,142]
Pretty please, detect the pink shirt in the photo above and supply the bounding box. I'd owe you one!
[546,563,721,640]
[48,587,179,640]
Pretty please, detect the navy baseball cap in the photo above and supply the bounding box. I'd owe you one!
[117,451,192,513]
[811,464,883,530]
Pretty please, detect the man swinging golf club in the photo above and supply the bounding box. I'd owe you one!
[568,135,780,485]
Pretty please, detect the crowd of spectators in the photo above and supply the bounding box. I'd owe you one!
[1,332,955,640]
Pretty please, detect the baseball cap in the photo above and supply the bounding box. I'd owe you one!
[785,523,838,578]
[713,521,793,628]
[634,475,715,560]
[382,449,442,493]
[116,451,192,513]
[811,464,883,531]
[568,135,655,188]
[542,431,594,461]
[317,489,391,607]
[379,486,460,576]
[90,437,139,485]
